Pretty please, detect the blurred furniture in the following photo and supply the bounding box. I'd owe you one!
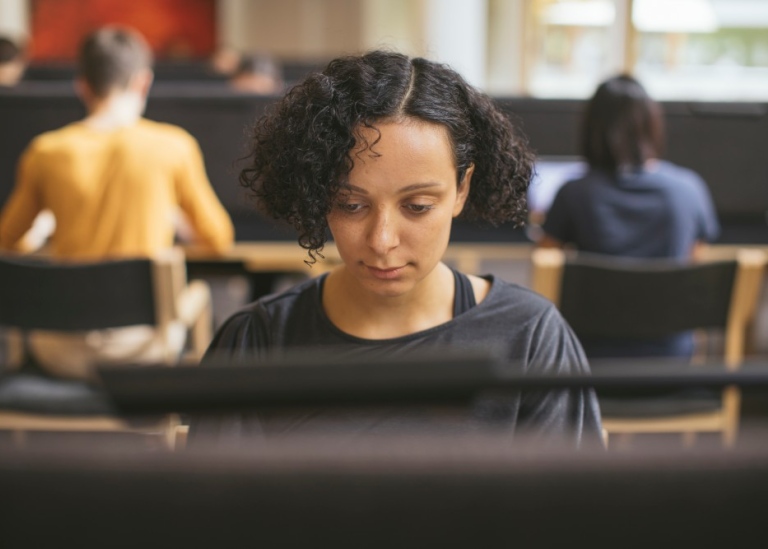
[531,247,766,446]
[4,434,768,549]
[0,248,211,447]
[184,241,533,277]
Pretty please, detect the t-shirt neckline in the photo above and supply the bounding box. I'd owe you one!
[312,271,498,344]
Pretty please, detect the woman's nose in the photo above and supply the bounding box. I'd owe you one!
[366,208,400,254]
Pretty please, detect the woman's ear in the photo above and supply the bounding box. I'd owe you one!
[453,164,474,217]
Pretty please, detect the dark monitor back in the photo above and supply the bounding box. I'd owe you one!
[1,440,765,549]
[97,357,768,419]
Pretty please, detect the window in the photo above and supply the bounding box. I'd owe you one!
[522,0,768,100]
[526,0,623,97]
[634,0,768,100]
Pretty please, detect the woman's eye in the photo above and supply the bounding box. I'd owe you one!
[337,202,365,213]
[405,203,434,214]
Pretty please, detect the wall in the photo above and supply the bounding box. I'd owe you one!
[0,0,29,42]
[220,0,363,60]
[28,0,216,60]
[360,0,428,56]
[6,0,526,93]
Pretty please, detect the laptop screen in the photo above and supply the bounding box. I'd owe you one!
[528,156,587,216]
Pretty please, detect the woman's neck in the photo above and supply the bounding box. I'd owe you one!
[322,262,456,340]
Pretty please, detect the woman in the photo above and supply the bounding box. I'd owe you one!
[201,51,601,445]
[540,74,719,259]
[539,74,719,358]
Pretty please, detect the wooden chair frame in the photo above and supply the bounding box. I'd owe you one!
[150,247,213,364]
[531,247,766,447]
[0,248,211,449]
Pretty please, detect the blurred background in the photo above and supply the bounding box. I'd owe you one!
[1,0,767,99]
[2,0,768,332]
[2,0,768,461]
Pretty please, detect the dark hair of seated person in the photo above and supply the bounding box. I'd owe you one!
[229,53,283,94]
[78,26,153,98]
[581,74,665,174]
[239,50,534,263]
[0,36,25,87]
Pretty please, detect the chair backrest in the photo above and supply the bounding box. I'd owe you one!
[532,248,766,366]
[0,249,186,332]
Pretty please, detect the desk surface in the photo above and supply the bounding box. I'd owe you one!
[184,241,537,274]
[184,241,768,276]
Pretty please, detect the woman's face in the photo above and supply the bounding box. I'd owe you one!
[327,118,472,299]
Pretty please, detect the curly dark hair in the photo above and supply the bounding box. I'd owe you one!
[240,50,534,262]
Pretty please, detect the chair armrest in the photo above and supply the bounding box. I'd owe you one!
[176,280,213,362]
[177,280,211,328]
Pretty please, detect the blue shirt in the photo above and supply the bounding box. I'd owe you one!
[541,161,720,359]
[542,161,720,259]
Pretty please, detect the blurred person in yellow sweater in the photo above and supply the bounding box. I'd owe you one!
[0,27,233,258]
[0,26,234,378]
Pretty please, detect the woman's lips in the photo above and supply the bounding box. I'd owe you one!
[366,265,406,280]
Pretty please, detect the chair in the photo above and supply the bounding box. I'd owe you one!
[531,247,766,447]
[0,248,212,447]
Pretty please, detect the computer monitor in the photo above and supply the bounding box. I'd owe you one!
[1,435,767,549]
[527,155,587,217]
[526,155,586,241]
[97,354,768,416]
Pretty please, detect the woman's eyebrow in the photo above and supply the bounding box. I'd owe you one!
[343,184,369,194]
[398,182,442,193]
[343,182,442,195]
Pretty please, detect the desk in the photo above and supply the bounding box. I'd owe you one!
[185,241,768,278]
[179,242,768,356]
[184,241,535,277]
[186,241,336,274]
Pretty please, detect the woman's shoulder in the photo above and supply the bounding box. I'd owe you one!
[458,276,584,368]
[480,277,575,342]
[242,275,324,323]
[479,276,560,320]
[207,275,325,354]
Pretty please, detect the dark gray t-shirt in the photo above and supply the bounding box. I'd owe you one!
[542,161,720,259]
[195,273,603,447]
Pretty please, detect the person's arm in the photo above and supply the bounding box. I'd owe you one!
[536,234,564,249]
[174,134,235,255]
[696,178,720,244]
[691,240,709,261]
[538,184,574,249]
[0,147,43,251]
[687,173,720,260]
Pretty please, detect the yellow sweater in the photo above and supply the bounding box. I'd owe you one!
[0,119,234,259]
